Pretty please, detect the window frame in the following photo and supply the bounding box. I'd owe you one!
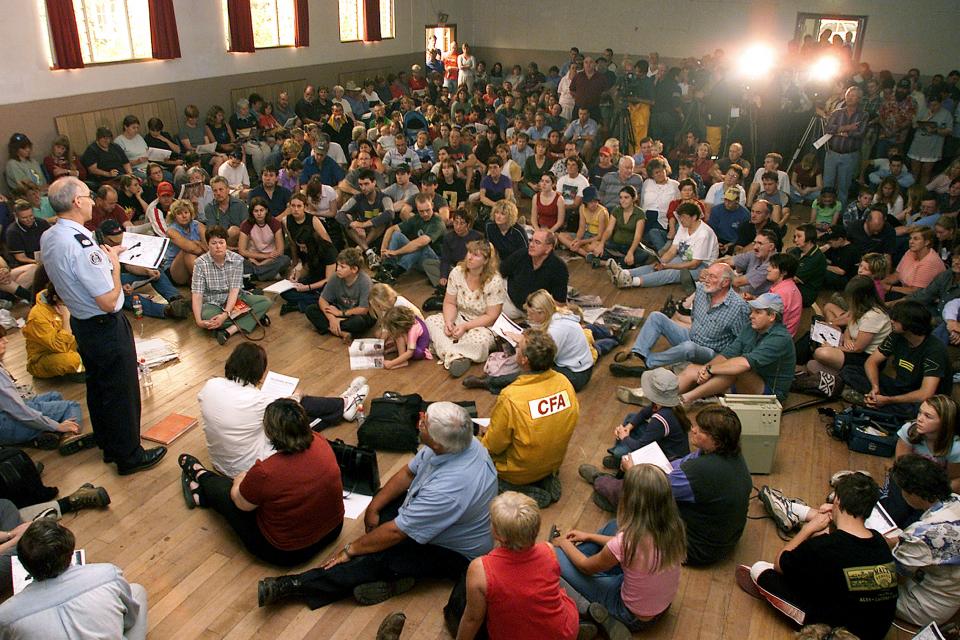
[794,12,868,61]
[249,0,297,51]
[338,0,396,43]
[66,0,154,67]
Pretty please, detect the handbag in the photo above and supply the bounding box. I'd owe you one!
[357,392,424,452]
[483,351,520,377]
[327,438,380,496]
[831,406,901,457]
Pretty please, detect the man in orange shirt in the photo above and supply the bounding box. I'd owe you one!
[443,41,460,92]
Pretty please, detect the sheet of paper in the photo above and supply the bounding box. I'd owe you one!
[195,142,217,155]
[627,441,673,475]
[813,133,833,150]
[283,116,299,129]
[343,492,374,519]
[581,307,607,324]
[12,550,84,594]
[811,320,841,347]
[146,147,172,162]
[491,313,523,347]
[471,418,490,428]
[135,338,179,368]
[865,503,901,537]
[120,232,169,270]
[261,371,300,397]
[349,339,385,370]
[179,182,204,199]
[912,623,946,640]
[263,279,297,294]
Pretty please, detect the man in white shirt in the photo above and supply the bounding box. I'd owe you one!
[747,152,790,204]
[217,149,251,199]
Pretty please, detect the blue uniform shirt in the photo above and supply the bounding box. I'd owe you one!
[40,218,121,319]
[393,438,497,560]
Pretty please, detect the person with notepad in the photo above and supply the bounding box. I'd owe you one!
[0,519,148,639]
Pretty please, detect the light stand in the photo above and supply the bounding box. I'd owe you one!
[785,114,825,173]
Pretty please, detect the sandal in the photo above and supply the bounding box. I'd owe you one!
[180,470,206,509]
[613,351,635,363]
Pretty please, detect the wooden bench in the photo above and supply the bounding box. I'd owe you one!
[55,99,179,154]
[230,79,306,113]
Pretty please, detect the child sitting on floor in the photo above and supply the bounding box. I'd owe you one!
[380,306,433,369]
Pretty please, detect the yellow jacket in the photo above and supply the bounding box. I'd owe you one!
[481,370,579,484]
[22,292,78,365]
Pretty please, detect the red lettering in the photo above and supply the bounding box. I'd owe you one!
[538,400,549,414]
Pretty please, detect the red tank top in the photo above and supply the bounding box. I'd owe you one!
[535,191,561,229]
[481,543,579,640]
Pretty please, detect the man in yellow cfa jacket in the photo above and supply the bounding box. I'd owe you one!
[480,329,579,507]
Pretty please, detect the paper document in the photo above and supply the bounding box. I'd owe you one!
[912,622,946,640]
[12,550,84,594]
[343,492,374,519]
[813,133,833,149]
[195,142,217,155]
[811,320,841,347]
[263,279,297,294]
[135,338,179,367]
[349,339,385,370]
[146,147,172,162]
[581,307,607,324]
[491,313,523,347]
[627,442,673,475]
[261,371,300,397]
[120,232,169,270]
[865,502,901,537]
[283,116,299,129]
[179,182,204,199]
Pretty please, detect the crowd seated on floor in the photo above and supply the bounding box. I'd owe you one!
[3,33,960,640]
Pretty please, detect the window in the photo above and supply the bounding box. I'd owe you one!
[251,0,296,48]
[339,0,395,42]
[795,13,868,61]
[71,0,152,64]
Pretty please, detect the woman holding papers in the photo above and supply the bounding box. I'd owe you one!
[553,463,685,637]
[179,398,344,566]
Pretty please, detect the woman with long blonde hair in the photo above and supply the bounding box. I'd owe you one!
[553,464,686,636]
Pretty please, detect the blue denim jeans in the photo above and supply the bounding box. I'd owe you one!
[555,519,645,631]
[630,311,716,367]
[823,150,860,207]
[121,272,180,318]
[0,392,82,445]
[626,257,705,288]
[386,231,440,272]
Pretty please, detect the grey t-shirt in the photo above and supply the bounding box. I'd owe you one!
[321,271,372,311]
[383,182,419,208]
[179,123,207,147]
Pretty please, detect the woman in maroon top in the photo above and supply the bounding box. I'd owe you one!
[179,399,344,566]
[454,492,581,640]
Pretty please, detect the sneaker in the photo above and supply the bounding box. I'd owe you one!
[448,357,472,378]
[340,377,369,422]
[616,385,649,406]
[353,577,416,606]
[829,469,873,487]
[758,486,806,533]
[615,270,634,288]
[31,507,60,521]
[735,564,763,599]
[587,602,631,640]
[578,464,603,485]
[365,249,381,269]
[577,622,599,640]
[841,387,866,406]
[64,483,111,511]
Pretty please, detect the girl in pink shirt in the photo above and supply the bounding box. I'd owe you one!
[767,253,803,336]
[553,464,685,636]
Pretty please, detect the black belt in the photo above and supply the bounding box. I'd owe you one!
[74,311,121,324]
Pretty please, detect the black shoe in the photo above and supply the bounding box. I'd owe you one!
[376,612,407,640]
[260,314,271,327]
[422,294,444,312]
[63,371,87,383]
[117,446,167,476]
[609,362,647,377]
[280,302,298,316]
[602,455,622,470]
[216,330,229,345]
[661,294,677,317]
[58,432,98,456]
[375,265,397,284]
[32,432,61,450]
[258,575,303,607]
[462,375,488,390]
[353,577,416,606]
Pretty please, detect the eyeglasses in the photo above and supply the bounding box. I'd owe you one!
[77,194,95,201]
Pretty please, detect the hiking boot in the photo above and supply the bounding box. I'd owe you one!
[587,602,631,640]
[32,432,61,450]
[353,577,416,606]
[602,455,622,470]
[615,270,633,288]
[609,362,647,377]
[376,612,407,640]
[841,387,866,406]
[258,575,303,607]
[578,464,603,485]
[64,483,111,511]
[164,298,191,319]
[58,432,98,456]
[577,622,599,640]
[759,486,806,533]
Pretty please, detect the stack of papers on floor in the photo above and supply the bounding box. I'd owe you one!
[349,339,384,370]
[135,338,179,368]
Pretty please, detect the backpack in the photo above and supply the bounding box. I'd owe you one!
[357,392,424,453]
[0,447,58,508]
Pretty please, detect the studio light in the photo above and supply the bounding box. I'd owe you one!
[809,54,841,82]
[738,43,776,78]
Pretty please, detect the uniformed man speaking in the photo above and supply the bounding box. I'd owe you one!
[41,177,166,475]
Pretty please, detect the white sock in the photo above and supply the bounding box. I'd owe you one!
[632,277,642,287]
[750,560,775,582]
[794,503,811,521]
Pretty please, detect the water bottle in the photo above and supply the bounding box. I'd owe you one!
[139,358,153,389]
[356,405,365,426]
[132,295,144,337]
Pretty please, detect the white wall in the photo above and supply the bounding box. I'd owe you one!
[0,0,449,105]
[463,0,958,74]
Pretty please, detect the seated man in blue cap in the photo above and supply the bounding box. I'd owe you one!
[676,292,796,404]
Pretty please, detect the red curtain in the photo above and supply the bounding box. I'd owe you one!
[293,0,309,47]
[226,0,255,53]
[148,0,181,59]
[45,0,84,69]
[362,0,381,42]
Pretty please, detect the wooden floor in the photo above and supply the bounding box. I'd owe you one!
[3,251,910,640]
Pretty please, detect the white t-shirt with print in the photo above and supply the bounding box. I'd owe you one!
[672,220,719,262]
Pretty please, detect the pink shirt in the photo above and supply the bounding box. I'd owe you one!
[770,279,802,336]
[606,532,680,618]
[896,249,946,289]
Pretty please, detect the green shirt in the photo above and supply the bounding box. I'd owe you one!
[610,206,644,246]
[399,214,446,255]
[721,322,796,402]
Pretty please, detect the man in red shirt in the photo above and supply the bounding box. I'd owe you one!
[569,57,610,124]
[86,184,132,232]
